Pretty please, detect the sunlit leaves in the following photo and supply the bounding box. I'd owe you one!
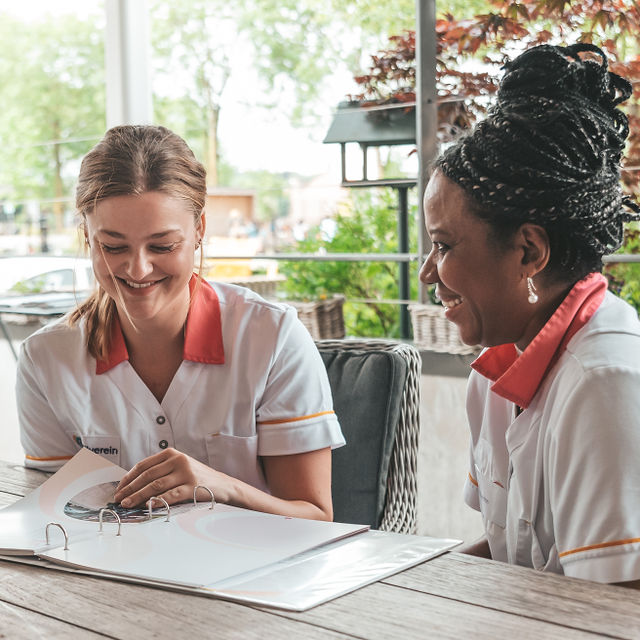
[0,10,105,218]
[280,188,419,337]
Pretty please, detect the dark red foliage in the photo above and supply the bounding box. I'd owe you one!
[350,1,640,195]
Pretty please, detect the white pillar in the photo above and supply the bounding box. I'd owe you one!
[105,0,153,128]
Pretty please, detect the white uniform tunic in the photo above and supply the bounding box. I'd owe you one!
[464,279,640,583]
[17,280,345,492]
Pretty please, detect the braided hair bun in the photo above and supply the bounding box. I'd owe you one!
[437,43,640,279]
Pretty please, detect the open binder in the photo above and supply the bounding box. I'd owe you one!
[0,448,460,611]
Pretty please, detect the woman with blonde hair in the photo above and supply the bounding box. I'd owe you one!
[17,125,344,520]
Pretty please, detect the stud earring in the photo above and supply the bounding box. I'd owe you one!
[527,277,539,304]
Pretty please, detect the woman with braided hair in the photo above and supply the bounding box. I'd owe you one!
[420,43,640,586]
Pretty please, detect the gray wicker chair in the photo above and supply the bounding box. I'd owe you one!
[315,339,421,534]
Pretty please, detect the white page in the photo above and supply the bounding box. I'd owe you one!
[40,503,368,587]
[0,449,126,554]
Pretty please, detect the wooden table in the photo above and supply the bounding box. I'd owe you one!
[0,460,638,639]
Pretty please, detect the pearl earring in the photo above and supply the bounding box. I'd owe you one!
[527,277,539,304]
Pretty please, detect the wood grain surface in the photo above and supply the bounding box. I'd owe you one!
[0,459,638,640]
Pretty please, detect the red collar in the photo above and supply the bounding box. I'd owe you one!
[470,273,607,408]
[96,276,225,374]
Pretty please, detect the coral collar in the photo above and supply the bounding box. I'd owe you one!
[470,272,607,409]
[96,276,224,374]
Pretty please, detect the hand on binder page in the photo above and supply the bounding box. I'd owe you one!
[0,448,367,580]
[0,448,461,611]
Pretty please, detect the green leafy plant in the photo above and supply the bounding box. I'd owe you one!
[604,224,640,314]
[280,189,419,337]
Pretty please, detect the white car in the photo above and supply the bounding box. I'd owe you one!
[0,256,94,295]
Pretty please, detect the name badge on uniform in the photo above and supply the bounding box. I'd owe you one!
[74,435,121,466]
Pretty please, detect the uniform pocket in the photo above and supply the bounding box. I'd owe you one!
[205,433,266,491]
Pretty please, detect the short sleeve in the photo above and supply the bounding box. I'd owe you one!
[256,309,345,456]
[16,339,75,471]
[548,365,640,583]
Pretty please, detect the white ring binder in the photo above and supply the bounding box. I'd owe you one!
[98,508,122,536]
[193,485,215,509]
[45,522,69,550]
[147,496,171,521]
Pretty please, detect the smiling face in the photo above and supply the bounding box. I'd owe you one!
[85,191,203,328]
[419,171,537,348]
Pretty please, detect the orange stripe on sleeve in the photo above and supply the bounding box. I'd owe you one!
[559,537,640,558]
[258,410,335,426]
[25,454,74,462]
[468,472,478,487]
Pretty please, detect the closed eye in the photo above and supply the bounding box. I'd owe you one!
[150,243,177,253]
[100,243,126,254]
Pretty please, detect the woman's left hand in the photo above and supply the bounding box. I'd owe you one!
[113,448,232,508]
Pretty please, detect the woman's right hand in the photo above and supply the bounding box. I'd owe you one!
[113,447,235,508]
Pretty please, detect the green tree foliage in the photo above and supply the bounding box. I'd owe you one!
[605,224,640,311]
[280,189,419,337]
[150,0,237,187]
[238,0,483,122]
[149,0,424,182]
[238,0,419,123]
[0,11,105,228]
[0,0,487,223]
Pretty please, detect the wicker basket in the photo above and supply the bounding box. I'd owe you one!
[409,303,481,355]
[289,295,346,340]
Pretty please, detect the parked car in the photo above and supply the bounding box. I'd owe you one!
[0,255,94,296]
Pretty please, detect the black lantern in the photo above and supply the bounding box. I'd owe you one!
[323,100,416,187]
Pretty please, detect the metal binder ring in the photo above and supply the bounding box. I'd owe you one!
[193,485,215,509]
[98,508,122,536]
[45,522,69,550]
[147,496,171,521]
